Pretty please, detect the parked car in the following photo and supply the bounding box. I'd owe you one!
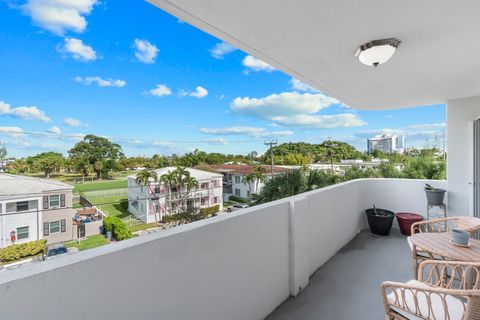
[226,203,250,212]
[42,243,77,260]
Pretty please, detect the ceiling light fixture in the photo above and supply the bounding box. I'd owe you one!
[355,38,401,67]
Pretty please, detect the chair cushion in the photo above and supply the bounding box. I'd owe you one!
[386,280,465,320]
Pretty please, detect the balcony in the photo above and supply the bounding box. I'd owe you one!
[0,178,447,320]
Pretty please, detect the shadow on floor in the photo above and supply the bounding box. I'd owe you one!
[266,229,412,320]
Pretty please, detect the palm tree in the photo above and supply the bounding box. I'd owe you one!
[256,169,305,204]
[183,176,199,212]
[135,169,158,194]
[252,166,267,195]
[160,170,176,214]
[242,173,255,198]
[136,169,159,221]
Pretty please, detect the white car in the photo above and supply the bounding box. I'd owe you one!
[226,203,249,212]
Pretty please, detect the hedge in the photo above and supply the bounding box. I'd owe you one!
[199,205,220,216]
[0,240,47,262]
[103,216,133,241]
[228,195,250,204]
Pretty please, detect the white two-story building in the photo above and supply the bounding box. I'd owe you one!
[127,167,223,223]
[0,174,78,248]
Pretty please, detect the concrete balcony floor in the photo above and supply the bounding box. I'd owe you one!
[267,230,412,320]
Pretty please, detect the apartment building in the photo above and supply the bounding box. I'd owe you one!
[367,134,405,154]
[200,164,289,201]
[0,174,77,248]
[127,167,223,223]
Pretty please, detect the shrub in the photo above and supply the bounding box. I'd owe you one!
[103,216,133,241]
[0,240,47,262]
[119,198,129,210]
[199,205,220,216]
[228,196,250,204]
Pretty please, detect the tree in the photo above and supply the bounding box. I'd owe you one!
[242,173,255,198]
[68,135,124,179]
[26,152,64,178]
[160,170,176,214]
[252,166,267,194]
[135,169,158,195]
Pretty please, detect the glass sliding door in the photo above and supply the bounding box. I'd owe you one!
[474,118,480,219]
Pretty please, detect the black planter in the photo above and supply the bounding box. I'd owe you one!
[365,208,395,236]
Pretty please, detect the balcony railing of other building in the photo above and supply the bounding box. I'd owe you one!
[0,178,447,320]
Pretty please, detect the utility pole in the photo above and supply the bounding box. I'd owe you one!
[264,140,278,178]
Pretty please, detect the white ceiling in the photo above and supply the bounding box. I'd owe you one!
[147,0,480,110]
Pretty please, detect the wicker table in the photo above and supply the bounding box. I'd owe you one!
[410,233,480,279]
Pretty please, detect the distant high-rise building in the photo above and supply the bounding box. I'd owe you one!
[367,135,405,154]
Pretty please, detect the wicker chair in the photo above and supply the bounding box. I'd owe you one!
[381,260,480,320]
[409,217,480,279]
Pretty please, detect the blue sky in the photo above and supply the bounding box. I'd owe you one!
[0,0,446,158]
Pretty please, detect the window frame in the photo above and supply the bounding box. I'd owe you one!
[16,226,29,240]
[16,201,29,212]
[49,195,60,208]
[49,221,60,234]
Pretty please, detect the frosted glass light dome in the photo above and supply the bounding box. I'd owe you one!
[355,38,401,67]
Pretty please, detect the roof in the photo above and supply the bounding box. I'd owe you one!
[198,164,289,175]
[0,174,73,201]
[127,167,223,181]
[148,0,480,109]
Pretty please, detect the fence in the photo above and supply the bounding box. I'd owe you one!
[82,188,128,199]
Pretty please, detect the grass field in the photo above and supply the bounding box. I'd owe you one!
[90,196,130,218]
[65,234,110,251]
[74,180,128,193]
[24,171,133,184]
[129,223,158,232]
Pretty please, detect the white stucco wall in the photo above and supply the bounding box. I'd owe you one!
[0,178,446,320]
[447,96,480,216]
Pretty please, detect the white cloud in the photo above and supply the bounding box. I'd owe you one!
[62,38,97,61]
[205,138,228,145]
[355,123,446,148]
[0,126,24,137]
[209,42,236,59]
[200,126,265,136]
[63,117,82,127]
[47,126,61,134]
[75,76,126,87]
[230,92,365,129]
[231,92,338,118]
[147,84,172,97]
[272,114,367,129]
[242,55,275,72]
[21,0,98,35]
[0,101,50,122]
[199,126,293,138]
[180,86,208,98]
[134,39,158,64]
[289,78,319,93]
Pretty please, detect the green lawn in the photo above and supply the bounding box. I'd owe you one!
[65,234,110,251]
[129,222,158,232]
[90,196,130,218]
[74,180,128,193]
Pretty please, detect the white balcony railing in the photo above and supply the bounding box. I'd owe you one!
[0,179,447,320]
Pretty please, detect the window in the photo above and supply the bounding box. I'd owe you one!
[235,189,241,197]
[201,198,206,206]
[16,201,28,212]
[49,221,60,233]
[235,176,241,183]
[61,219,66,232]
[154,185,161,194]
[247,191,250,197]
[49,195,60,207]
[17,226,29,240]
[214,196,219,204]
[201,182,209,189]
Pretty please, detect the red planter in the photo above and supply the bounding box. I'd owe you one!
[396,213,424,236]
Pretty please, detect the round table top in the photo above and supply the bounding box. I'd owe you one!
[410,232,480,261]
